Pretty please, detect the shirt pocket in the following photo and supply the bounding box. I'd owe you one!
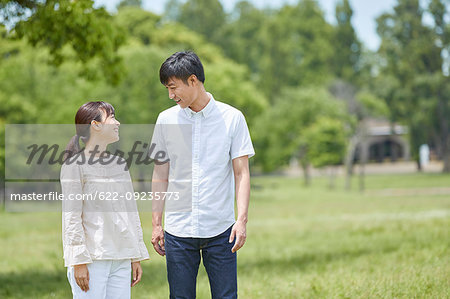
[206,136,231,165]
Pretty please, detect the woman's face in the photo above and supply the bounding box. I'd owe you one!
[94,109,121,144]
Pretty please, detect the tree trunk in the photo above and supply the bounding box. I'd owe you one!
[359,162,365,192]
[359,140,368,193]
[345,135,359,190]
[328,166,336,190]
[300,159,310,187]
[438,95,450,172]
[357,123,369,193]
[442,135,450,172]
[0,179,5,211]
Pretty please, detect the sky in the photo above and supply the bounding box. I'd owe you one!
[95,0,397,51]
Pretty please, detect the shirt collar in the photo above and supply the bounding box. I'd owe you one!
[183,92,215,119]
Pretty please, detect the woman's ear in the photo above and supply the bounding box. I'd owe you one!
[91,120,102,131]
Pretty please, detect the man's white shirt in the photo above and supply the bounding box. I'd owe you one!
[151,92,255,238]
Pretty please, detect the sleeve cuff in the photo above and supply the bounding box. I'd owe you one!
[131,241,150,263]
[64,244,93,267]
[231,150,255,160]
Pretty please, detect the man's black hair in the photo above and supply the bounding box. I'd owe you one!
[159,51,205,85]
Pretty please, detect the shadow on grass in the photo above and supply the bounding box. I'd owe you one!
[0,269,70,298]
[0,263,168,299]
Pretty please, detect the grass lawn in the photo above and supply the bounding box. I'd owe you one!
[0,173,449,298]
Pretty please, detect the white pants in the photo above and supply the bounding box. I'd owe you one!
[67,260,131,299]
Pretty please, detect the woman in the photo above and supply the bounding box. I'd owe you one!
[61,101,149,299]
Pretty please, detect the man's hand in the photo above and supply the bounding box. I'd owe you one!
[152,162,168,256]
[74,264,90,292]
[151,225,165,256]
[131,261,143,287]
[229,220,247,253]
[231,156,250,253]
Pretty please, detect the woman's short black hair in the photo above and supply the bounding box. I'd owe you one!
[159,51,205,85]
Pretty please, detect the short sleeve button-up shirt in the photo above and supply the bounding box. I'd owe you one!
[151,92,255,238]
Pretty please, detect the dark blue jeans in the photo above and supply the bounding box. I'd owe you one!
[164,225,237,299]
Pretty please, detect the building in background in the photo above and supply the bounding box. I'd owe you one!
[355,119,410,163]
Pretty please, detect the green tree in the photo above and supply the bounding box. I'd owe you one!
[177,0,226,43]
[307,117,347,168]
[0,0,126,85]
[375,0,449,171]
[117,0,142,9]
[216,1,265,74]
[254,87,353,185]
[163,0,182,22]
[329,79,389,191]
[305,117,348,189]
[258,1,334,101]
[115,6,161,45]
[332,0,362,84]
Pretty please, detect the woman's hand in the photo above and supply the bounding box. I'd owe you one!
[131,261,143,287]
[74,264,90,292]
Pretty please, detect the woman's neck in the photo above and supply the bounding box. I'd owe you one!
[84,139,108,157]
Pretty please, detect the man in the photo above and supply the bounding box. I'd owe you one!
[150,51,254,299]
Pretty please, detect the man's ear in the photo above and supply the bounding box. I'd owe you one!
[189,74,198,86]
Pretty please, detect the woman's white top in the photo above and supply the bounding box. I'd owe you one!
[60,154,149,267]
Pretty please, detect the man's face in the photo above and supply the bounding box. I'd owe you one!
[165,76,198,109]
